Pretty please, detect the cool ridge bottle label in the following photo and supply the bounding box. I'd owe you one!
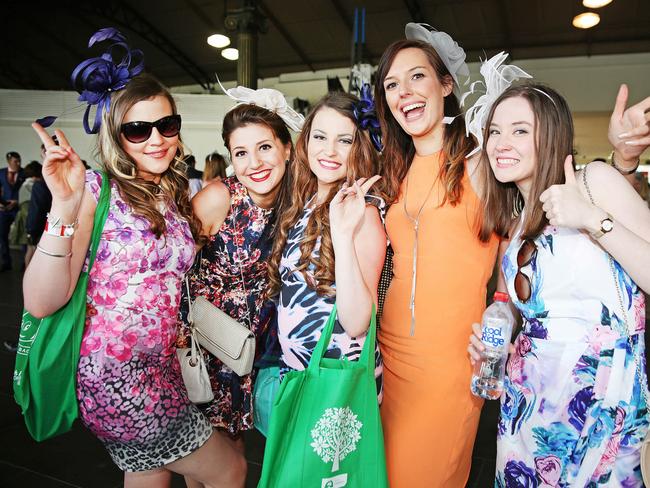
[481,319,506,348]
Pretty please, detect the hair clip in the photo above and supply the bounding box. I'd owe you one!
[353,84,383,152]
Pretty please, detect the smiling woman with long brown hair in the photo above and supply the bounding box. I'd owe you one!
[373,25,500,487]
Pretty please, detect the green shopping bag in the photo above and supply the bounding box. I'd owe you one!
[257,304,388,488]
[13,172,111,441]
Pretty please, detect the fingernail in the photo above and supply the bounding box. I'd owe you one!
[625,141,640,145]
[618,132,630,138]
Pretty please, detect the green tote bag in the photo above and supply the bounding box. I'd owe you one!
[257,305,388,488]
[13,172,111,441]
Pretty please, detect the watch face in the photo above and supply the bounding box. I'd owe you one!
[602,219,614,232]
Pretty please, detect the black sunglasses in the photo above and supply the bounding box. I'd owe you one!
[120,114,182,144]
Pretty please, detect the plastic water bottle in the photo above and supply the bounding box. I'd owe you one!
[470,292,514,400]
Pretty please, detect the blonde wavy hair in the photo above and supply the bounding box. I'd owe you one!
[267,92,380,298]
[95,73,202,240]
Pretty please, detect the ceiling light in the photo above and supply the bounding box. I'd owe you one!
[582,0,612,8]
[207,34,230,48]
[572,12,600,29]
[221,48,239,61]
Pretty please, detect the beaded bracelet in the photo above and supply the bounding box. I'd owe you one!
[44,213,78,238]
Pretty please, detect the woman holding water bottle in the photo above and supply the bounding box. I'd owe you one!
[468,82,650,486]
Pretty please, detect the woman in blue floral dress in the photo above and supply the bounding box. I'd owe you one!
[469,83,650,486]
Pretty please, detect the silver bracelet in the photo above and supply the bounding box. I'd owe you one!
[36,245,72,258]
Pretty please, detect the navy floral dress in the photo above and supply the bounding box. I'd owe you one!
[178,176,276,436]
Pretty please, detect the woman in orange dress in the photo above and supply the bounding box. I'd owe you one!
[373,23,500,486]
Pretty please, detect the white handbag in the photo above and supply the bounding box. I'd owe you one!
[177,328,214,404]
[190,294,256,376]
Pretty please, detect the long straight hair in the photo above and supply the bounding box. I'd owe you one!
[374,39,476,205]
[478,83,574,242]
[266,92,380,298]
[97,73,201,240]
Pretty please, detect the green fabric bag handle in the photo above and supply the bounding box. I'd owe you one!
[307,303,377,375]
[13,171,111,441]
[87,172,111,268]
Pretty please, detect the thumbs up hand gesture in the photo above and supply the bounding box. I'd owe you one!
[539,156,597,230]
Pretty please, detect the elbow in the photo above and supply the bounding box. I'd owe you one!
[23,301,52,319]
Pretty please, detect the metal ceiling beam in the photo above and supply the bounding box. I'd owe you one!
[329,0,353,32]
[497,0,512,56]
[73,1,214,90]
[403,0,425,23]
[258,1,315,71]
[181,0,222,32]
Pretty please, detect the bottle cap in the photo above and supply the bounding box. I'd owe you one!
[493,291,509,303]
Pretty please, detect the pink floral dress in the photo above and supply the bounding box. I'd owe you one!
[76,171,212,472]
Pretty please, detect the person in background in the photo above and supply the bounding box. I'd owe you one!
[184,154,203,198]
[9,161,42,267]
[202,151,228,187]
[0,151,24,271]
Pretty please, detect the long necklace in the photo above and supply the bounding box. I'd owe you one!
[403,162,438,336]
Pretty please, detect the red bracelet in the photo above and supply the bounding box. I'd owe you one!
[44,214,78,238]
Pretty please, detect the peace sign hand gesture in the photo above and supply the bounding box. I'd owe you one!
[539,156,596,230]
[329,175,381,243]
[32,123,87,216]
[608,84,650,165]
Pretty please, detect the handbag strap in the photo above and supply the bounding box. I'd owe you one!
[582,165,650,411]
[307,303,377,374]
[87,172,111,271]
[189,201,252,329]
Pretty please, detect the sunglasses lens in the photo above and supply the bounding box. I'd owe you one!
[122,123,152,144]
[517,240,536,268]
[514,271,531,303]
[158,115,181,138]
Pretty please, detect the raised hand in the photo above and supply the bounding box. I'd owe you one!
[608,84,650,164]
[32,124,87,215]
[539,156,597,230]
[329,175,381,243]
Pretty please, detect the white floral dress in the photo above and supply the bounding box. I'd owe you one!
[496,224,648,487]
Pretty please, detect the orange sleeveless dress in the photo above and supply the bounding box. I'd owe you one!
[379,152,499,487]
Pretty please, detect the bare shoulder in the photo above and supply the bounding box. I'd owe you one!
[192,181,231,235]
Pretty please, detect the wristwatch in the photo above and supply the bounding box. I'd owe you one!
[590,213,614,239]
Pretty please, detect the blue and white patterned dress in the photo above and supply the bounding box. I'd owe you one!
[496,223,648,487]
[276,197,384,396]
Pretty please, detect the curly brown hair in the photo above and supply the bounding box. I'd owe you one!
[267,92,380,298]
[374,39,476,205]
[96,73,202,241]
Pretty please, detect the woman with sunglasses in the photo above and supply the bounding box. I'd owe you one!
[26,72,246,487]
[468,83,650,486]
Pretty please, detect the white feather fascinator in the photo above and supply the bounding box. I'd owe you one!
[217,77,305,132]
[405,23,470,88]
[461,52,532,156]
